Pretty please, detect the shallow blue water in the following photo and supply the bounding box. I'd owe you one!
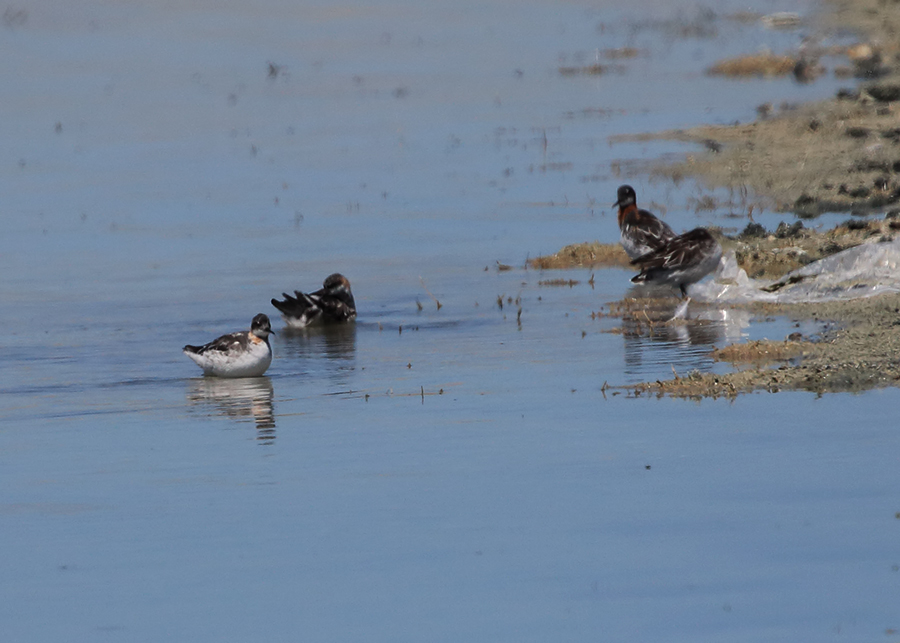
[2,0,898,641]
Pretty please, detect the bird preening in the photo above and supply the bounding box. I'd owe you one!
[271,273,357,329]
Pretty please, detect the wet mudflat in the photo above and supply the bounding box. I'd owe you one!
[2,0,899,640]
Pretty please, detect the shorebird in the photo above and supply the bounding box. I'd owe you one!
[630,228,723,298]
[183,313,274,378]
[614,184,676,259]
[271,273,357,329]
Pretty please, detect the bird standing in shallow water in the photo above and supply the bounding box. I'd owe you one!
[629,227,723,298]
[614,184,676,260]
[183,313,274,378]
[271,273,356,329]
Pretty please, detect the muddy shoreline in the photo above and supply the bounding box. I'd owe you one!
[534,0,900,397]
[626,293,900,397]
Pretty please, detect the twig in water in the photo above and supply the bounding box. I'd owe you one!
[419,277,442,310]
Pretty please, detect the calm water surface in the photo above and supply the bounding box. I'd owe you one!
[2,0,898,640]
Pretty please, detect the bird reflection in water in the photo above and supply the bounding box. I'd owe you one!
[277,323,357,384]
[613,287,750,381]
[186,377,276,444]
